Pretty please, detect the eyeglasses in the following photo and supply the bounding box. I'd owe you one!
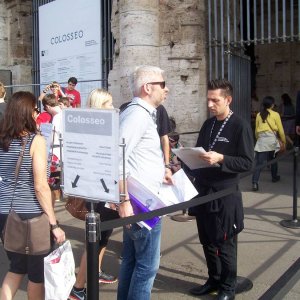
[147,81,166,89]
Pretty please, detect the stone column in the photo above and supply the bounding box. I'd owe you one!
[8,0,32,91]
[109,0,160,105]
[0,1,8,67]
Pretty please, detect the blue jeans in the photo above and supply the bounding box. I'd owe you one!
[117,220,161,300]
[252,151,278,184]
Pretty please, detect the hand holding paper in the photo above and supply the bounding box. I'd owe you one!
[172,147,220,170]
[199,150,224,166]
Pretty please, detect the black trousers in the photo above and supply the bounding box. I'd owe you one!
[198,226,238,295]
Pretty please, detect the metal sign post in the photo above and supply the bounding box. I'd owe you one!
[60,109,120,300]
[280,145,300,228]
[86,203,100,300]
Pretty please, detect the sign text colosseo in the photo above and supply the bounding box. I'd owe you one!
[38,0,102,105]
[62,109,120,203]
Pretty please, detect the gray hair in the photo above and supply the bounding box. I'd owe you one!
[130,65,165,97]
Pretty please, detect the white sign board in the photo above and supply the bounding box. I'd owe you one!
[62,109,119,203]
[38,0,102,106]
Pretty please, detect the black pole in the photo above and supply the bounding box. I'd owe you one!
[292,145,299,220]
[280,142,300,229]
[86,202,100,300]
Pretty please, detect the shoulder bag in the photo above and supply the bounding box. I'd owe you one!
[65,196,88,221]
[2,136,51,255]
[265,119,286,153]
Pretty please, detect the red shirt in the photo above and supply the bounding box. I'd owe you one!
[36,112,52,126]
[65,89,81,108]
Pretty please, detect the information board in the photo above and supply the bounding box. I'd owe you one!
[38,0,102,106]
[62,109,119,203]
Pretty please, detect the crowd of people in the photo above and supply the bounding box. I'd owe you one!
[0,69,299,300]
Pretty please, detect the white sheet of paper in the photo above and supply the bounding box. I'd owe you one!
[158,169,198,205]
[127,170,198,229]
[172,147,219,170]
[127,177,165,210]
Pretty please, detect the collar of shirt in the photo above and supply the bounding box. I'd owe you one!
[131,97,157,124]
[131,97,157,115]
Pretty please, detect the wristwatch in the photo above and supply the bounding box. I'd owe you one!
[50,222,60,230]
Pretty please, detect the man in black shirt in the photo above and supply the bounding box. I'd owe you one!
[189,79,254,300]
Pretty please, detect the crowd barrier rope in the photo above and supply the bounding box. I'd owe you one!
[99,147,298,232]
[86,132,299,300]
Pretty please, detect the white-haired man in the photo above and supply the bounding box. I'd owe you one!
[117,66,173,300]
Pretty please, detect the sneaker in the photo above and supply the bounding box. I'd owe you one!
[272,175,280,182]
[99,271,118,284]
[252,183,259,191]
[68,287,86,300]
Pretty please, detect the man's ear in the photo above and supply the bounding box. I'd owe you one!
[143,83,151,95]
[226,95,232,106]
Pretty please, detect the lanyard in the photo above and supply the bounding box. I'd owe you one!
[208,110,233,151]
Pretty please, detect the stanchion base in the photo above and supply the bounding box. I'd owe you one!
[170,214,195,222]
[280,219,300,229]
[235,276,253,294]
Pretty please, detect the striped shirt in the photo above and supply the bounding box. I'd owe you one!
[0,134,43,214]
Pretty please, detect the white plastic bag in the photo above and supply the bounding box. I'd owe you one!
[44,240,76,300]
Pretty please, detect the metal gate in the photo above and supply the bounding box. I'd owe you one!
[207,0,300,121]
[31,0,114,96]
[228,52,251,122]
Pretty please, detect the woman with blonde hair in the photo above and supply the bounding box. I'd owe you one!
[86,88,113,109]
[69,88,118,300]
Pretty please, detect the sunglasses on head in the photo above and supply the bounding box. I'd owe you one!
[147,81,166,89]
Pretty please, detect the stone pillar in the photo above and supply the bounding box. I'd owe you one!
[109,0,160,105]
[0,1,9,67]
[0,0,32,92]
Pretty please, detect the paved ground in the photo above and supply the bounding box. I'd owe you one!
[0,153,299,299]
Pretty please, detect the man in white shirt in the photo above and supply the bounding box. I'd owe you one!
[117,65,173,300]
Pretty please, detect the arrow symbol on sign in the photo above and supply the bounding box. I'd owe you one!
[72,175,80,188]
[100,178,109,193]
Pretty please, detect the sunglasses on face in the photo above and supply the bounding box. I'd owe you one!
[147,81,166,89]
